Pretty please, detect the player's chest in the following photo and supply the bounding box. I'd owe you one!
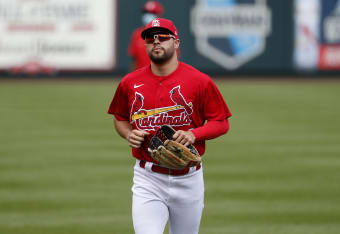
[128,79,198,130]
[129,80,196,109]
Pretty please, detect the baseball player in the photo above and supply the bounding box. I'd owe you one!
[128,1,164,70]
[108,18,232,234]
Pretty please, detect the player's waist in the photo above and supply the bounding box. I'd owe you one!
[137,159,201,176]
[132,144,206,159]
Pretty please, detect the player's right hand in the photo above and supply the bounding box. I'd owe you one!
[126,130,150,148]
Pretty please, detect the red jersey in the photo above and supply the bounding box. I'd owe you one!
[128,27,151,70]
[108,62,231,163]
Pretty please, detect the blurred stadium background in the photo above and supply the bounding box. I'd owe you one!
[1,0,340,234]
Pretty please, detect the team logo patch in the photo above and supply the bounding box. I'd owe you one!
[152,19,160,27]
[190,0,272,70]
[130,86,193,130]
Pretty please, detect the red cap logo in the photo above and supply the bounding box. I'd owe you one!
[141,18,179,39]
[151,19,160,27]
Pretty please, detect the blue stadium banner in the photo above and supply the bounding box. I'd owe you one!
[190,0,272,70]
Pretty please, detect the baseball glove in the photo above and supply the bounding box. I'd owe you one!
[148,125,201,169]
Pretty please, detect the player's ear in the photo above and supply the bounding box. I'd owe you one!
[174,39,180,49]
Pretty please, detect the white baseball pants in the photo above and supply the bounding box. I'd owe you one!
[132,160,205,234]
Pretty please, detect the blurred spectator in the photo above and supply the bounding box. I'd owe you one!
[128,1,164,70]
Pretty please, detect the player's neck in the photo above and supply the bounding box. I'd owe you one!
[150,55,179,77]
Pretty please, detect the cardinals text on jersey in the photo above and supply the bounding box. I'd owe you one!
[130,85,193,130]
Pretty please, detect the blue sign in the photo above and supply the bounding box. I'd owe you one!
[191,0,272,70]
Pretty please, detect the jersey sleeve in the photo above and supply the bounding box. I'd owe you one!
[107,81,130,121]
[201,79,232,121]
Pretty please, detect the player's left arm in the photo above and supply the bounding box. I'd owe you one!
[190,118,229,141]
[173,119,229,146]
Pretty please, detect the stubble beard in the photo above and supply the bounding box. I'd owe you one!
[149,47,175,64]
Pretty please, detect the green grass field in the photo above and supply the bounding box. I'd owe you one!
[1,79,340,234]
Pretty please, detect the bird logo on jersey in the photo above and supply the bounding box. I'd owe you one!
[169,86,193,115]
[130,85,193,130]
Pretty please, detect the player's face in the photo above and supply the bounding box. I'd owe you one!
[145,33,179,64]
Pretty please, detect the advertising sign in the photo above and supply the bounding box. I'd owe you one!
[191,0,272,70]
[294,0,340,71]
[293,0,320,70]
[0,0,117,74]
[319,0,340,70]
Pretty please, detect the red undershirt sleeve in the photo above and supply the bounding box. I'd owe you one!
[191,118,230,141]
